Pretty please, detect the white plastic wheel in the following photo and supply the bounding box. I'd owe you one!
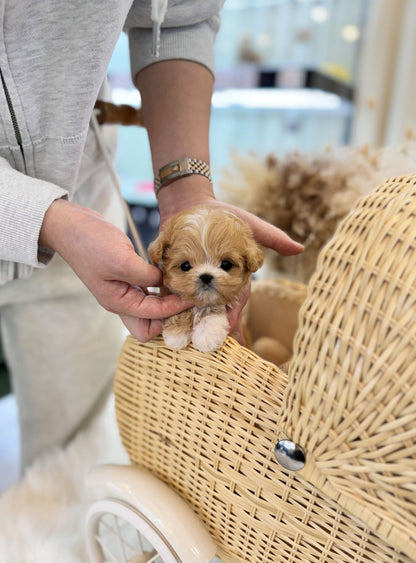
[85,465,217,563]
[86,497,181,563]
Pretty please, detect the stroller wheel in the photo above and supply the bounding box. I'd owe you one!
[85,498,180,563]
[85,465,216,563]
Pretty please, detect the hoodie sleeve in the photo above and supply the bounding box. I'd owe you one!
[125,0,225,80]
[0,156,68,279]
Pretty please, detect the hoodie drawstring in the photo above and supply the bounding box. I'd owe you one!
[151,0,169,57]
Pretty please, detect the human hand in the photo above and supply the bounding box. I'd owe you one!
[39,198,191,341]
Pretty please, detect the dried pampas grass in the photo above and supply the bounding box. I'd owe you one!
[218,143,416,282]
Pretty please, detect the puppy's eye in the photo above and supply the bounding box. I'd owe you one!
[220,260,233,271]
[180,261,192,272]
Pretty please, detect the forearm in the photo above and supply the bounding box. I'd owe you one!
[135,60,216,219]
[135,60,303,257]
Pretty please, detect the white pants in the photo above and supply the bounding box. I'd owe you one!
[0,120,128,469]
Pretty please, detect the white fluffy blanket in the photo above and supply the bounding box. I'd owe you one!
[0,396,129,563]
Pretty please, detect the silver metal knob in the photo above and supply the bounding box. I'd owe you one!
[274,439,305,471]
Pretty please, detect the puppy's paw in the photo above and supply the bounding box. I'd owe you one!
[192,313,229,353]
[162,310,193,350]
[163,328,192,350]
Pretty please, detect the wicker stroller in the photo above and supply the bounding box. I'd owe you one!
[85,175,416,563]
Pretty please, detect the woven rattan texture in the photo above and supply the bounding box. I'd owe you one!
[115,334,412,562]
[281,175,416,559]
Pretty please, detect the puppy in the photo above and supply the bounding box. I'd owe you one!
[148,206,263,352]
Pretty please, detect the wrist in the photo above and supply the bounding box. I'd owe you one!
[39,198,71,250]
[39,198,100,252]
[154,157,212,197]
[156,175,216,224]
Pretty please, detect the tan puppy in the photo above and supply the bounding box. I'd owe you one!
[149,206,263,352]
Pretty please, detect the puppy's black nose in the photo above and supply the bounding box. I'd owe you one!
[200,273,214,285]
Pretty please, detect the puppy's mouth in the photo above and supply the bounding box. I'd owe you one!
[194,274,218,303]
[196,275,240,307]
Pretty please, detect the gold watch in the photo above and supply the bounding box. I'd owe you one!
[154,158,212,197]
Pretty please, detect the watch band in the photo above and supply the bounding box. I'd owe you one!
[154,158,212,197]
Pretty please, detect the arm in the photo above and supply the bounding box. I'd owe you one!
[136,60,304,255]
[135,59,216,219]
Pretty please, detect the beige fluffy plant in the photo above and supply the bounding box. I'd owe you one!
[218,143,416,283]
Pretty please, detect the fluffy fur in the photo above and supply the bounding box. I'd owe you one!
[218,143,416,283]
[149,206,263,352]
[0,395,128,563]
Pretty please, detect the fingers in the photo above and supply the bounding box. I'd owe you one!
[120,314,164,343]
[254,222,304,256]
[130,291,192,320]
[114,255,164,288]
[226,283,250,346]
[220,203,304,256]
[232,316,246,347]
[118,290,193,343]
[100,282,192,319]
[227,284,250,330]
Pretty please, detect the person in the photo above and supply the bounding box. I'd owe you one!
[0,0,303,471]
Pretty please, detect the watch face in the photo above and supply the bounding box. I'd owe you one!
[160,163,180,181]
[155,159,211,195]
[159,159,189,181]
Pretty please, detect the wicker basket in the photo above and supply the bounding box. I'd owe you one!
[243,277,308,365]
[115,175,416,563]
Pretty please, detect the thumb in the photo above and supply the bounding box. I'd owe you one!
[117,253,163,288]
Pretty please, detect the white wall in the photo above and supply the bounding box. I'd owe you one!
[352,0,416,146]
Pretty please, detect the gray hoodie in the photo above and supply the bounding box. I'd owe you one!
[0,0,224,284]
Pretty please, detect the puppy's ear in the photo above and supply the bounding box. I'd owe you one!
[148,230,169,265]
[245,240,264,273]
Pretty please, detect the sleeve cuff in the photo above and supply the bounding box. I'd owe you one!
[128,18,218,81]
[0,162,68,268]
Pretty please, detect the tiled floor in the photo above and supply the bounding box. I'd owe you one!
[0,394,20,493]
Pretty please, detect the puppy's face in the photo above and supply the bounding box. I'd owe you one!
[149,206,263,307]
